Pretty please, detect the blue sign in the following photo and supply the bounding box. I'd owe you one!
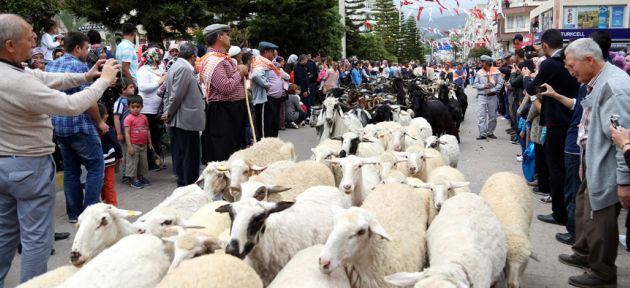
[611,6,624,28]
[598,6,609,29]
[534,29,630,43]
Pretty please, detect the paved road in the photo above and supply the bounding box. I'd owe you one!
[5,87,629,287]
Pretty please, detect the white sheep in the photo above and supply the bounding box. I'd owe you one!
[60,234,171,288]
[319,183,429,288]
[359,124,380,140]
[157,253,263,288]
[375,121,404,151]
[480,172,533,288]
[328,155,381,206]
[407,117,433,141]
[337,132,385,158]
[425,134,459,168]
[401,146,445,181]
[412,165,470,211]
[385,193,507,288]
[391,105,412,126]
[161,226,225,272]
[234,160,335,202]
[216,186,351,286]
[311,139,343,185]
[70,204,141,267]
[226,137,296,190]
[268,245,351,288]
[378,151,409,184]
[196,161,230,201]
[402,126,425,151]
[17,266,78,288]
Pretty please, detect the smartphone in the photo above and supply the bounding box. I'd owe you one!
[611,114,621,129]
[534,85,547,94]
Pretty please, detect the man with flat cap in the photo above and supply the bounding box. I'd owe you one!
[251,41,283,140]
[199,24,250,162]
[474,55,503,140]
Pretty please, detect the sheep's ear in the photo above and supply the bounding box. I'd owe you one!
[268,201,294,214]
[250,164,267,173]
[384,272,423,286]
[176,219,206,230]
[215,204,231,214]
[195,175,204,184]
[267,185,291,194]
[229,186,241,198]
[330,136,342,140]
[360,138,373,143]
[162,235,179,243]
[361,157,381,165]
[404,133,418,140]
[410,183,433,189]
[368,218,391,241]
[449,181,470,189]
[108,206,142,218]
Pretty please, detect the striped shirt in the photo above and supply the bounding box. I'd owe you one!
[45,54,98,137]
[578,66,605,149]
[203,48,245,102]
[115,39,138,81]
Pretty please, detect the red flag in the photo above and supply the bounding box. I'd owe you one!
[416,6,425,21]
[363,20,373,29]
[436,0,447,10]
[493,9,499,20]
[455,0,460,7]
[439,7,444,14]
[454,8,459,16]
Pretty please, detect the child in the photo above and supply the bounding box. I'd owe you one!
[285,84,308,129]
[98,104,123,205]
[113,78,135,184]
[124,95,154,189]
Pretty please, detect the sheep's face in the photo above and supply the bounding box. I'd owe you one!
[339,132,360,158]
[319,207,390,274]
[133,208,179,236]
[215,199,294,259]
[228,159,267,191]
[333,155,374,195]
[311,147,337,163]
[414,181,469,210]
[163,232,223,273]
[425,136,440,149]
[406,151,428,175]
[197,162,229,198]
[71,204,141,267]
[234,180,291,201]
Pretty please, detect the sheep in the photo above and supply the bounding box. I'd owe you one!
[359,124,380,140]
[196,161,230,201]
[412,166,470,211]
[17,266,78,288]
[385,193,507,288]
[405,178,438,225]
[407,117,433,141]
[60,234,171,288]
[161,226,225,272]
[317,97,361,142]
[268,245,351,288]
[378,151,409,183]
[375,121,404,151]
[234,160,335,202]
[480,172,533,288]
[391,105,412,126]
[157,253,263,288]
[216,186,351,286]
[401,146,445,181]
[311,139,343,186]
[318,183,429,288]
[70,203,141,267]
[425,134,460,168]
[226,138,296,190]
[134,184,213,235]
[337,132,385,158]
[328,155,381,206]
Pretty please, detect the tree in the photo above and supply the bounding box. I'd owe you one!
[58,10,88,32]
[468,46,492,59]
[345,0,366,31]
[449,34,462,62]
[373,0,400,56]
[398,17,424,62]
[1,0,62,34]
[350,33,397,61]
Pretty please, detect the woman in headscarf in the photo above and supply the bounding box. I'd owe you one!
[137,47,166,171]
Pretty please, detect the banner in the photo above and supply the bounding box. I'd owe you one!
[563,7,577,29]
[611,6,625,28]
[577,6,598,29]
[598,6,609,29]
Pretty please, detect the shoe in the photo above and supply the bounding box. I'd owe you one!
[516,155,523,162]
[556,233,576,246]
[50,248,55,256]
[139,177,151,186]
[54,232,70,241]
[131,180,145,189]
[534,190,550,197]
[498,116,506,120]
[559,254,589,270]
[505,128,514,133]
[539,195,552,203]
[487,134,497,139]
[538,214,566,226]
[527,179,538,186]
[620,235,627,248]
[122,176,132,185]
[476,136,487,140]
[568,272,615,287]
[68,219,77,224]
[289,122,299,129]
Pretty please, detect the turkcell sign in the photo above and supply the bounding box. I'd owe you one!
[534,29,630,43]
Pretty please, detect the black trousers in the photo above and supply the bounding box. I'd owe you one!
[169,127,200,187]
[543,125,568,223]
[144,114,162,169]
[535,142,550,194]
[254,97,282,141]
[203,101,248,162]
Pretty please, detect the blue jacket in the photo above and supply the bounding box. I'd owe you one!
[351,68,362,86]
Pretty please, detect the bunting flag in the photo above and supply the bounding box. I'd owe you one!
[455,0,460,7]
[363,20,373,29]
[453,8,459,16]
[435,0,447,10]
[400,0,414,6]
[416,6,425,21]
[439,7,444,14]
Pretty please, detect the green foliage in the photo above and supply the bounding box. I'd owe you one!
[398,17,424,62]
[449,34,462,62]
[373,0,400,57]
[345,0,366,31]
[58,10,88,32]
[468,46,492,59]
[348,32,396,62]
[0,0,62,33]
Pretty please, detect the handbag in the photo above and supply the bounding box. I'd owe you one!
[522,141,536,182]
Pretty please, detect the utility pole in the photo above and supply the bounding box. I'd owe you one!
[339,0,347,58]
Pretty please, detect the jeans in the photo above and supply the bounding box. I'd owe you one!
[56,134,104,220]
[564,152,581,237]
[0,156,56,286]
[477,95,498,137]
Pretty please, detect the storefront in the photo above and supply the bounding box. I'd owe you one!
[534,28,630,49]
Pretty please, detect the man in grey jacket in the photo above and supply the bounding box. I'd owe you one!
[558,38,630,288]
[473,55,504,140]
[251,41,283,140]
[162,42,205,187]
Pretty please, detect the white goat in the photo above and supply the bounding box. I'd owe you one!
[328,155,381,206]
[337,132,384,158]
[408,117,433,141]
[317,97,361,142]
[425,134,460,168]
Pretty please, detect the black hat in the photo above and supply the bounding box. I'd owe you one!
[514,34,524,42]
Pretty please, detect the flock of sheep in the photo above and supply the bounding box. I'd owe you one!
[18,116,535,288]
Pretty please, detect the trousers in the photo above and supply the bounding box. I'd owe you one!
[543,126,568,223]
[477,95,498,137]
[101,165,118,206]
[564,152,581,236]
[254,97,282,141]
[169,127,201,187]
[203,101,248,162]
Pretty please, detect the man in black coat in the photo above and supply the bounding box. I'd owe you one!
[525,29,580,226]
[294,54,311,114]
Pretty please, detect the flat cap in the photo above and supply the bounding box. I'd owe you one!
[203,24,231,37]
[480,55,493,62]
[258,41,279,51]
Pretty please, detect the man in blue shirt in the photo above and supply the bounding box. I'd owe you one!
[46,32,107,223]
[351,62,362,87]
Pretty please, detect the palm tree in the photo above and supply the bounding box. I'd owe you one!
[58,10,88,32]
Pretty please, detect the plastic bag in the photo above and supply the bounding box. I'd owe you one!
[522,141,536,182]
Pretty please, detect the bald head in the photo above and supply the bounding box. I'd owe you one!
[0,14,36,64]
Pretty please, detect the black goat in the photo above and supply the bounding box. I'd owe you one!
[411,89,460,142]
[369,104,393,124]
[392,77,407,106]
[455,86,468,118]
[438,84,464,129]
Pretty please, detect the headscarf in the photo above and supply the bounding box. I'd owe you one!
[142,47,160,67]
[31,47,46,58]
[287,54,298,64]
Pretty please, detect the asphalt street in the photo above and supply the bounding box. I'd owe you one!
[4,87,629,287]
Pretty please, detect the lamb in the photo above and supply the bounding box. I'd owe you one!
[216,186,351,286]
[17,266,78,288]
[425,134,460,168]
[157,253,263,288]
[402,126,425,151]
[328,155,381,206]
[161,226,225,272]
[70,204,141,267]
[402,146,445,181]
[407,117,433,141]
[375,121,404,151]
[378,151,409,183]
[385,193,507,288]
[311,139,343,185]
[60,234,171,288]
[268,245,351,288]
[196,161,230,201]
[319,183,429,288]
[480,172,533,288]
[234,160,335,202]
[226,137,296,190]
[136,200,232,238]
[337,132,385,158]
[413,165,470,211]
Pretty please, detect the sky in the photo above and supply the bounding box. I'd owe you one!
[397,0,488,20]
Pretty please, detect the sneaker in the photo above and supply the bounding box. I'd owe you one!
[620,235,627,247]
[131,180,144,189]
[539,195,552,204]
[516,155,523,162]
[122,176,132,185]
[68,219,77,224]
[476,136,487,140]
[139,176,151,186]
[498,116,506,120]
[289,122,299,129]
[487,134,497,139]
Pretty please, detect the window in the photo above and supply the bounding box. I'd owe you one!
[507,16,514,30]
[516,15,527,29]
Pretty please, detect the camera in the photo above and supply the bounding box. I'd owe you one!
[611,114,621,129]
[534,85,547,94]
